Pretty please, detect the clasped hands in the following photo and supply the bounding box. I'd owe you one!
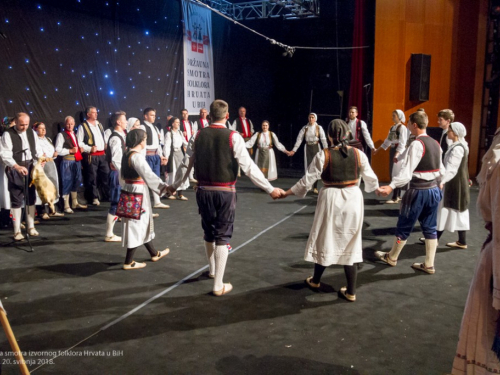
[375,185,393,197]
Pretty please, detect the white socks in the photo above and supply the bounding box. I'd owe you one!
[204,241,215,276]
[153,192,161,206]
[424,239,438,268]
[11,208,21,234]
[27,205,36,229]
[63,194,70,209]
[213,244,229,292]
[388,237,407,261]
[70,191,79,207]
[106,213,117,238]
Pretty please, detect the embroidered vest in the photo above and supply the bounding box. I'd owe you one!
[80,121,104,147]
[321,147,361,187]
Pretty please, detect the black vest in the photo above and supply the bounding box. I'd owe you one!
[7,127,36,163]
[143,122,159,146]
[80,121,104,147]
[321,147,361,187]
[60,131,77,149]
[443,144,470,212]
[440,130,449,159]
[414,135,441,173]
[120,151,141,180]
[194,126,239,186]
[106,131,126,164]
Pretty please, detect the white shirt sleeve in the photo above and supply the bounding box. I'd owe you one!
[108,135,124,171]
[359,151,379,192]
[389,141,424,189]
[0,132,15,167]
[130,153,166,195]
[380,129,393,150]
[245,132,259,148]
[291,151,324,198]
[319,125,328,149]
[55,133,70,156]
[292,127,306,152]
[441,145,465,185]
[272,133,287,153]
[360,120,375,150]
[163,131,172,159]
[77,125,91,153]
[396,126,408,155]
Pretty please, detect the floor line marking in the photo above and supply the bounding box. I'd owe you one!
[31,203,309,373]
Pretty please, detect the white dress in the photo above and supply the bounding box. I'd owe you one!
[291,148,379,266]
[437,143,470,232]
[380,124,408,178]
[120,152,167,248]
[35,137,60,205]
[452,130,500,374]
[245,131,287,181]
[163,130,189,190]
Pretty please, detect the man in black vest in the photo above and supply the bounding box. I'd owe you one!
[0,112,44,241]
[170,99,284,296]
[346,106,376,156]
[142,107,169,209]
[77,106,109,205]
[375,111,445,274]
[104,112,127,242]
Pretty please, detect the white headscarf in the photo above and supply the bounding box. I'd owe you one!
[308,113,318,126]
[449,122,468,152]
[127,117,139,132]
[395,109,405,124]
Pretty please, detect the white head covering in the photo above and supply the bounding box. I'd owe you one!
[395,109,405,124]
[449,122,468,152]
[308,113,318,126]
[127,117,139,132]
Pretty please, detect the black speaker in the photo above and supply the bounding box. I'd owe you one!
[410,54,431,102]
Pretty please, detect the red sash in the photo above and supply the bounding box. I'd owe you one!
[183,120,191,141]
[65,131,83,162]
[239,117,251,138]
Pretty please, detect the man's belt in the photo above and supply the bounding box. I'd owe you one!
[257,145,272,149]
[63,155,76,161]
[409,178,438,189]
[90,151,105,156]
[198,185,236,192]
[307,141,319,146]
[146,150,158,156]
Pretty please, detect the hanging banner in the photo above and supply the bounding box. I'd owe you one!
[182,0,214,115]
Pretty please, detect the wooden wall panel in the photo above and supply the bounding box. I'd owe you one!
[372,0,486,181]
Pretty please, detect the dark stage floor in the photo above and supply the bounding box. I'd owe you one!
[0,177,485,375]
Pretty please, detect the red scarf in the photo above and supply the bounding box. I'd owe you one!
[183,120,191,141]
[65,130,83,161]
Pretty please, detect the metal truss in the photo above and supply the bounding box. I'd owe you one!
[200,0,320,20]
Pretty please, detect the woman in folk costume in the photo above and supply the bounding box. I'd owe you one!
[281,120,379,301]
[373,109,408,203]
[451,128,500,374]
[432,122,470,248]
[120,129,170,270]
[54,116,87,213]
[163,117,189,200]
[127,117,141,132]
[245,121,291,181]
[33,122,64,219]
[289,113,328,193]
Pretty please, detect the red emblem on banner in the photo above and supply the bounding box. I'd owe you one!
[197,43,203,53]
[203,35,209,45]
[191,41,197,52]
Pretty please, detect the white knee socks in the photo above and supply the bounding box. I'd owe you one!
[27,205,36,229]
[424,239,438,268]
[388,237,407,261]
[204,241,215,276]
[70,191,79,207]
[106,213,117,238]
[213,244,229,292]
[11,208,21,234]
[153,192,161,206]
[63,194,70,209]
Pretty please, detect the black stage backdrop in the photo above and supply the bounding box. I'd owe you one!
[0,0,374,169]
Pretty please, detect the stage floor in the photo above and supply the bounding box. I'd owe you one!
[0,177,484,375]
